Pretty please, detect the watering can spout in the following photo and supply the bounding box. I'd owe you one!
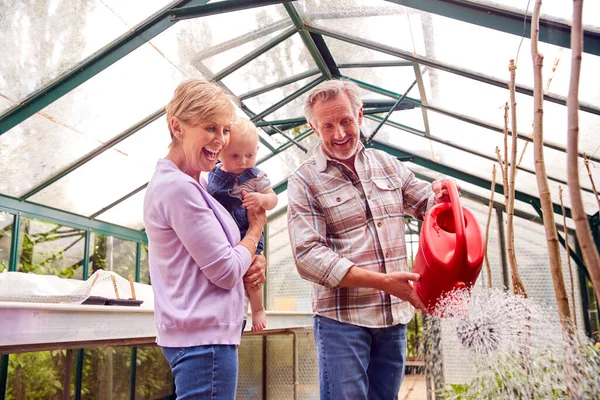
[413,180,484,314]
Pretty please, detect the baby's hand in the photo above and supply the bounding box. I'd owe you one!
[241,191,263,210]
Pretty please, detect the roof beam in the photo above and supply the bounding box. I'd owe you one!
[239,69,320,100]
[212,26,298,81]
[364,113,597,195]
[367,139,573,219]
[384,0,600,57]
[0,0,297,136]
[306,25,600,116]
[347,75,600,164]
[284,3,333,79]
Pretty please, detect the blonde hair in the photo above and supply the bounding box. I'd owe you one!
[303,79,363,125]
[166,79,235,143]
[231,118,259,141]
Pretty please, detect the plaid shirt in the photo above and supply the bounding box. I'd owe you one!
[287,142,435,327]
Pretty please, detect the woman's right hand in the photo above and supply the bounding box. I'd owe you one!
[247,203,267,230]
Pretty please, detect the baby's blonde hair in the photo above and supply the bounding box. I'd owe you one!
[166,79,235,144]
[231,118,259,143]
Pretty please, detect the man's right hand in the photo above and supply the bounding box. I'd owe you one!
[381,272,427,313]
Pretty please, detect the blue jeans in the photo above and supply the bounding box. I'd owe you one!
[314,315,407,400]
[162,345,238,399]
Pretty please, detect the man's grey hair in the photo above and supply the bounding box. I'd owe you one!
[303,79,363,125]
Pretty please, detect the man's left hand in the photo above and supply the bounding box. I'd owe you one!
[244,253,266,292]
[431,180,461,204]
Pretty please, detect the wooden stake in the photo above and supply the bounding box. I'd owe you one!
[128,274,137,300]
[583,154,600,212]
[507,62,527,297]
[560,187,578,329]
[531,0,570,322]
[484,164,496,288]
[567,0,600,303]
[111,275,120,299]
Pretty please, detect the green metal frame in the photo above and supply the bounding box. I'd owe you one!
[0,194,146,243]
[384,0,600,57]
[170,0,294,20]
[306,25,600,116]
[0,0,210,135]
[239,69,320,100]
[250,76,325,122]
[22,108,165,200]
[193,19,293,62]
[349,76,600,166]
[364,113,593,195]
[211,26,298,81]
[366,139,573,219]
[284,3,333,79]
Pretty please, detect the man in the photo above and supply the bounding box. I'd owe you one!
[287,79,452,399]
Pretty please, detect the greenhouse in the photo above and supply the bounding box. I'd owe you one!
[0,0,599,399]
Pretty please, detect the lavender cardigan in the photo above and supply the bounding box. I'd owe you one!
[143,159,253,347]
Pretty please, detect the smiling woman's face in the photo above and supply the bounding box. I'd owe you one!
[170,114,232,174]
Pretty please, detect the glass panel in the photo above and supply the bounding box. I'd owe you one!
[323,35,400,64]
[40,43,187,146]
[475,0,600,28]
[262,94,306,122]
[420,67,600,154]
[299,0,416,53]
[16,217,86,279]
[0,111,99,198]
[81,347,131,399]
[342,67,419,100]
[96,188,147,230]
[0,212,14,272]
[150,4,292,78]
[381,128,599,212]
[88,233,136,280]
[424,111,597,193]
[0,0,131,108]
[99,0,174,27]
[267,213,311,312]
[221,33,317,96]
[6,350,75,399]
[243,76,319,120]
[135,345,173,398]
[28,118,168,216]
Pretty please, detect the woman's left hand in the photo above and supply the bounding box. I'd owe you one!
[244,253,266,292]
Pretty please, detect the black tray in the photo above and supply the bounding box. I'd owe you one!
[105,299,144,307]
[82,296,108,305]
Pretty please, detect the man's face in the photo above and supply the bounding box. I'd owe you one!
[310,94,362,162]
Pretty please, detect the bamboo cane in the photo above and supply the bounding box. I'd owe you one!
[560,187,578,329]
[484,164,496,288]
[531,0,571,322]
[583,154,600,212]
[507,59,527,297]
[567,0,600,303]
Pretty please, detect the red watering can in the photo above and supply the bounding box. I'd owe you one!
[413,180,484,314]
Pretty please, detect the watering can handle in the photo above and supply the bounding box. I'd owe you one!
[441,179,466,266]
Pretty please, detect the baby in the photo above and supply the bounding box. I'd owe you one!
[207,118,277,332]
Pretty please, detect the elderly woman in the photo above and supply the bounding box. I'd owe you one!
[143,79,267,399]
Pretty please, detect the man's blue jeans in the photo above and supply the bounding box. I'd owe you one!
[162,345,238,399]
[314,315,407,400]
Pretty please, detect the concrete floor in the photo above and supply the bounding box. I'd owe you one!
[398,374,428,400]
